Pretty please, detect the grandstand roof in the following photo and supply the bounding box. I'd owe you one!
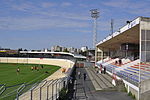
[96,17,141,50]
[20,51,86,59]
[73,54,86,59]
[20,51,74,55]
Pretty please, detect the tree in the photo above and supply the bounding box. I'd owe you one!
[18,48,23,51]
[24,49,28,51]
[63,48,69,53]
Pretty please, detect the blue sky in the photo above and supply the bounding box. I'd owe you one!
[0,0,150,50]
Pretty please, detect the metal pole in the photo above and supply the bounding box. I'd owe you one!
[52,80,58,100]
[46,80,54,100]
[56,82,57,99]
[27,55,28,64]
[95,45,97,66]
[52,83,54,100]
[47,85,49,100]
[93,16,97,66]
[17,57,18,64]
[31,90,33,100]
[111,19,114,35]
[17,93,19,100]
[93,18,97,49]
[138,18,142,100]
[59,80,61,91]
[40,87,42,100]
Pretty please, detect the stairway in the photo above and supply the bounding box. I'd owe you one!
[85,66,115,91]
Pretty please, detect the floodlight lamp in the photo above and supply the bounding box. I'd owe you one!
[90,9,99,18]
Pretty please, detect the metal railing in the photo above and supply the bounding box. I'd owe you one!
[0,77,70,100]
[16,84,25,100]
[0,84,6,95]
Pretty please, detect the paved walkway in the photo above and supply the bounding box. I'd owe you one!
[72,67,134,100]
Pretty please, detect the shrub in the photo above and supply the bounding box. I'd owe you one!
[132,94,136,99]
[123,87,127,92]
[59,87,67,100]
[128,91,132,96]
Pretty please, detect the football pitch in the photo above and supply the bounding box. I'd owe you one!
[0,63,60,99]
[0,63,60,86]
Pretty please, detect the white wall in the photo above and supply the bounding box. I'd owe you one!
[0,57,75,69]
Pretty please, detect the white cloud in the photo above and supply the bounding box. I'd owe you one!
[10,2,90,21]
[41,2,56,8]
[128,8,150,15]
[102,0,139,8]
[61,2,72,7]
[102,0,126,8]
[0,1,91,31]
[58,12,90,20]
[75,29,91,33]
[0,17,90,31]
[103,0,147,9]
[79,4,88,8]
[11,2,36,12]
[102,0,150,15]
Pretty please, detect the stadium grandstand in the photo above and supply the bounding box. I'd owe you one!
[0,50,86,60]
[19,51,87,67]
[95,17,150,100]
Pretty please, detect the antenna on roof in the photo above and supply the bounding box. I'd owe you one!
[110,19,114,35]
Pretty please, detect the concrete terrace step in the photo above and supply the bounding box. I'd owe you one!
[101,74,112,82]
[97,74,114,88]
[87,67,115,91]
[90,67,114,88]
[89,68,108,89]
[85,68,102,90]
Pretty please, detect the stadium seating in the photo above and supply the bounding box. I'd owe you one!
[97,58,150,85]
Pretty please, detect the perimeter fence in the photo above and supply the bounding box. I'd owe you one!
[0,76,71,100]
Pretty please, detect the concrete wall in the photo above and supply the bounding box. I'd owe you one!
[129,86,138,99]
[140,19,150,30]
[139,79,150,100]
[0,57,75,70]
[139,18,150,100]
[141,90,150,100]
[124,84,138,99]
[107,71,139,100]
[108,68,150,100]
[141,79,150,93]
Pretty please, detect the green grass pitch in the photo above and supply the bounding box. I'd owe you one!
[0,63,60,86]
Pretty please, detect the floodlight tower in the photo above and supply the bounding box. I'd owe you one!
[90,9,99,63]
[90,9,99,48]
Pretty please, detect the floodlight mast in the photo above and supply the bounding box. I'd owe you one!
[90,9,99,49]
[90,9,99,65]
